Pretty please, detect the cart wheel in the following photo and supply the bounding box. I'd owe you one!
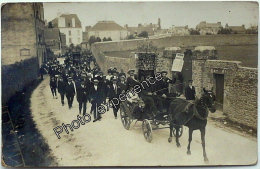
[142,119,153,143]
[120,107,131,130]
[173,125,183,137]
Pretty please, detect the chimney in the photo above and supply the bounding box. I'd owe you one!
[125,24,128,29]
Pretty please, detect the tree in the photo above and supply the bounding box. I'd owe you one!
[103,37,107,41]
[189,29,200,35]
[107,37,112,41]
[138,31,148,38]
[89,36,97,46]
[217,28,232,34]
[127,34,135,39]
[96,37,101,42]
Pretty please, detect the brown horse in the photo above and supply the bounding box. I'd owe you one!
[168,88,216,162]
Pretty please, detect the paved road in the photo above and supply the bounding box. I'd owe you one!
[30,77,257,166]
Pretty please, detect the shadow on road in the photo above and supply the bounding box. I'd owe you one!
[2,78,57,167]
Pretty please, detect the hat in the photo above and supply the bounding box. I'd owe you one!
[128,69,135,74]
[68,77,73,80]
[161,71,168,74]
[112,78,118,82]
[55,75,59,78]
[93,79,99,83]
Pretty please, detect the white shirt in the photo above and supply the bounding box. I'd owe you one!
[94,85,98,91]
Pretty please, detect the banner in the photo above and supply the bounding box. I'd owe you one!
[171,53,184,72]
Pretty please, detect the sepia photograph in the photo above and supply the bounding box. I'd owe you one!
[1,0,259,167]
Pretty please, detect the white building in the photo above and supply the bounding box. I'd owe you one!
[51,13,82,45]
[88,21,128,41]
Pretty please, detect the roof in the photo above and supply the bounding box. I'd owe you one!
[88,21,126,31]
[44,28,60,40]
[227,26,246,32]
[51,14,82,28]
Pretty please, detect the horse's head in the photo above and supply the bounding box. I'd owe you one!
[202,88,216,113]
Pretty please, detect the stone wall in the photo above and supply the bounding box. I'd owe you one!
[93,34,257,52]
[193,59,258,129]
[1,3,45,106]
[91,45,136,75]
[2,57,39,106]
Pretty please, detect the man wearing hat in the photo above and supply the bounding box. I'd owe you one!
[156,71,174,97]
[106,69,113,81]
[185,80,196,101]
[118,75,127,93]
[65,77,76,109]
[126,69,138,89]
[57,76,66,106]
[108,78,121,119]
[76,81,89,115]
[89,79,103,122]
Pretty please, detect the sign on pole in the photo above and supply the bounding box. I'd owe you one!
[171,53,184,72]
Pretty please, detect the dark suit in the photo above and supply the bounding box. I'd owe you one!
[126,75,138,90]
[57,80,66,105]
[156,77,173,96]
[77,84,88,115]
[90,85,103,120]
[108,83,121,118]
[185,85,196,100]
[65,82,76,108]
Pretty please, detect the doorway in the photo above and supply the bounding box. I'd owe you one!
[214,74,224,111]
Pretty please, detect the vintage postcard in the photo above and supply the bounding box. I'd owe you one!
[1,0,258,167]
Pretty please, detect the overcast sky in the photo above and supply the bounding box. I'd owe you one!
[43,1,258,30]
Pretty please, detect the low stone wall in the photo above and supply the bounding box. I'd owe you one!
[91,45,135,75]
[93,34,257,52]
[2,57,39,106]
[192,59,258,129]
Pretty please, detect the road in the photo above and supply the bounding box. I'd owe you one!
[30,76,257,166]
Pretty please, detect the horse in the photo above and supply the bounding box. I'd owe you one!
[168,88,216,162]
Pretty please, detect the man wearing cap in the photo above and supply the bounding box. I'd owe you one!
[185,80,196,101]
[89,79,103,122]
[108,78,121,119]
[65,77,76,109]
[50,76,58,99]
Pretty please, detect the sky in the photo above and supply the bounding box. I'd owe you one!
[43,1,259,30]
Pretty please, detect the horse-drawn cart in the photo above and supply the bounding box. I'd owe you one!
[119,94,184,143]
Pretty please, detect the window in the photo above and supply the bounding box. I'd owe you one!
[95,31,99,37]
[77,30,80,36]
[69,38,72,43]
[69,30,71,35]
[68,23,71,27]
[78,38,80,43]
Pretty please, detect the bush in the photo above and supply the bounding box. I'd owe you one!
[138,31,148,38]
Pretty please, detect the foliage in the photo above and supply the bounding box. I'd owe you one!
[218,28,232,34]
[107,37,112,41]
[127,34,135,39]
[246,29,258,34]
[138,31,149,38]
[103,37,107,41]
[89,36,102,45]
[189,29,200,35]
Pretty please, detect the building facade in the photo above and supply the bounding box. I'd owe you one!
[196,21,223,35]
[88,21,128,41]
[51,13,82,45]
[44,28,62,56]
[225,24,247,34]
[124,23,159,36]
[1,3,46,105]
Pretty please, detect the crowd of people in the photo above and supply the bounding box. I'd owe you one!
[39,52,196,123]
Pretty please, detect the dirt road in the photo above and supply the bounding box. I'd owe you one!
[30,77,257,166]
